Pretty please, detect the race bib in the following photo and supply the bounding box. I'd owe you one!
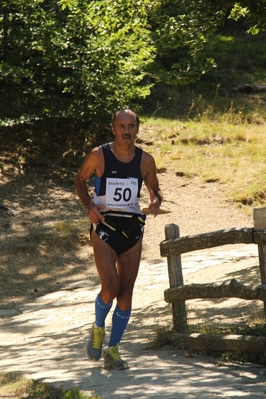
[105,178,138,208]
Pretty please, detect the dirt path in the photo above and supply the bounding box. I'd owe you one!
[0,165,262,326]
[1,163,266,398]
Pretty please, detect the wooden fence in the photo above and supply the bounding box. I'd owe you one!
[159,207,266,353]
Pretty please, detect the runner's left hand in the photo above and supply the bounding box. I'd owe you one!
[148,190,160,217]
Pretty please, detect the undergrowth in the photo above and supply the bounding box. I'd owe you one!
[0,372,101,399]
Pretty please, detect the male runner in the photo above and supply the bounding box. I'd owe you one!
[74,109,162,369]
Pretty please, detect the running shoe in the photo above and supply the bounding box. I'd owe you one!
[85,323,105,361]
[103,344,130,370]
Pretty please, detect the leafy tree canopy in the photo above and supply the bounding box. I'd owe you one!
[0,0,154,139]
[1,0,266,143]
[228,1,266,33]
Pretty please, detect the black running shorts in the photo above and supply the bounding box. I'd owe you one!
[91,220,143,254]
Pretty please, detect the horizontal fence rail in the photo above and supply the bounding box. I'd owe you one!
[173,333,266,354]
[164,279,266,303]
[160,227,266,257]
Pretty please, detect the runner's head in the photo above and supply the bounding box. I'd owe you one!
[111,109,139,132]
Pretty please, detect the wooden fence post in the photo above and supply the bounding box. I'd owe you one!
[165,224,188,333]
[253,207,266,320]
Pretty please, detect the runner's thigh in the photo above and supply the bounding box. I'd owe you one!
[91,229,118,288]
[116,237,142,292]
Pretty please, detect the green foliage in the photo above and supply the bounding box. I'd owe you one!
[193,30,266,98]
[229,3,250,21]
[1,0,266,145]
[147,0,224,85]
[0,0,154,140]
[228,0,266,33]
[142,27,266,120]
[0,373,98,399]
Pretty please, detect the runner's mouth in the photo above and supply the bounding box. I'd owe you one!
[122,134,132,139]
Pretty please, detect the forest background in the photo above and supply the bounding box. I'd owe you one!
[1,0,266,207]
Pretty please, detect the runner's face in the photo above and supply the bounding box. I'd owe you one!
[112,111,138,144]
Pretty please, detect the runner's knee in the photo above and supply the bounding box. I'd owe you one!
[101,283,120,303]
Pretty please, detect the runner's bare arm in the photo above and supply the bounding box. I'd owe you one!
[74,147,105,223]
[141,152,163,216]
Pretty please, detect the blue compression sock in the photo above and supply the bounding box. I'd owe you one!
[108,306,131,347]
[95,293,112,328]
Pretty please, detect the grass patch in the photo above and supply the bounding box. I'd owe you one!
[0,372,101,399]
[139,116,266,213]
